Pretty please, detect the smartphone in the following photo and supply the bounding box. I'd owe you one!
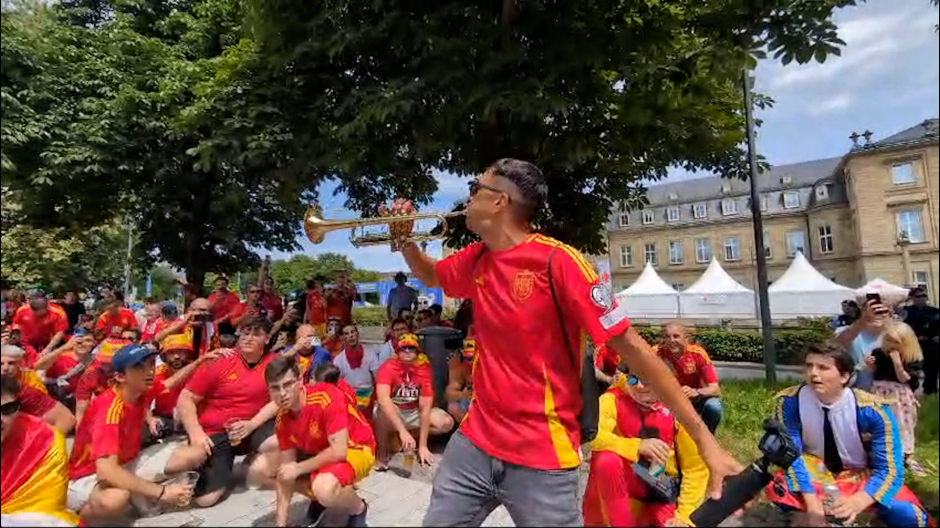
[866,293,882,304]
[193,313,212,323]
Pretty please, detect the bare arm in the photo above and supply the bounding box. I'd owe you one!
[376,384,410,436]
[607,328,717,450]
[97,455,164,498]
[445,359,466,402]
[75,399,89,425]
[295,429,350,475]
[43,401,76,434]
[418,395,432,450]
[41,331,67,355]
[888,351,911,383]
[34,341,73,371]
[154,318,187,343]
[697,382,721,398]
[275,448,297,527]
[177,389,206,439]
[400,241,440,288]
[248,401,280,432]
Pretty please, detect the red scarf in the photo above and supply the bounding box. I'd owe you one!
[345,344,365,369]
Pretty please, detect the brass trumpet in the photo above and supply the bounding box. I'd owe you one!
[303,204,466,247]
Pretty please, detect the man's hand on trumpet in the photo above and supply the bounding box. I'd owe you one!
[380,198,416,251]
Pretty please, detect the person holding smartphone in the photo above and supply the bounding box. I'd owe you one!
[834,294,892,391]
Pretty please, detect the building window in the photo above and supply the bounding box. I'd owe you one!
[763,230,772,259]
[890,162,916,185]
[668,241,684,265]
[671,283,685,291]
[818,225,834,254]
[783,191,801,209]
[693,203,707,219]
[694,238,712,263]
[759,195,769,212]
[721,198,737,216]
[912,271,929,289]
[666,206,680,222]
[896,210,925,243]
[617,212,630,227]
[815,184,829,201]
[642,210,655,225]
[786,230,806,257]
[619,246,633,267]
[644,243,658,265]
[724,237,741,262]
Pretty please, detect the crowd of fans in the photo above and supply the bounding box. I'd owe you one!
[0,275,937,527]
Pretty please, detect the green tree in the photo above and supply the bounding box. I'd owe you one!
[269,253,381,295]
[1,0,310,287]
[134,264,183,300]
[210,0,858,254]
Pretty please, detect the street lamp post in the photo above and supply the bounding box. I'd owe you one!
[742,70,777,384]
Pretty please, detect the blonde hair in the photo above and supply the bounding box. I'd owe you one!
[881,321,923,364]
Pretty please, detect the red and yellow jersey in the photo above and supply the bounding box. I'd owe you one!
[75,364,112,402]
[151,364,186,418]
[185,352,275,435]
[375,355,433,412]
[590,381,709,524]
[69,388,151,480]
[655,344,719,389]
[276,383,375,456]
[326,285,356,325]
[305,290,327,326]
[11,306,69,350]
[95,308,139,337]
[209,290,241,321]
[16,370,57,418]
[0,413,79,524]
[435,234,633,470]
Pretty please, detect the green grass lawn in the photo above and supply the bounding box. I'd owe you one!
[719,380,939,517]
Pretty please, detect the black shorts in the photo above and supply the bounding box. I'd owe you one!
[194,419,276,496]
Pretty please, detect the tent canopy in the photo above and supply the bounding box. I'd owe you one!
[684,259,752,294]
[620,262,677,295]
[769,253,852,292]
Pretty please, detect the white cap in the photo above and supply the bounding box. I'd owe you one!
[0,345,25,359]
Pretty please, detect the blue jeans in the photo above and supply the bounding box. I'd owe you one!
[693,396,723,433]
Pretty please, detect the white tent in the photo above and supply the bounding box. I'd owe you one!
[616,262,679,319]
[856,278,910,307]
[679,259,755,319]
[768,252,854,317]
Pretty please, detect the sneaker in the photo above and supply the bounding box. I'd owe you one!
[346,500,368,528]
[307,501,327,527]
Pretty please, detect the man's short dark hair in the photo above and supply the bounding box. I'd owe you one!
[804,342,856,377]
[112,291,125,303]
[145,296,160,304]
[394,272,407,282]
[239,314,273,334]
[0,374,21,399]
[313,362,342,385]
[487,158,547,220]
[123,328,142,342]
[215,276,230,284]
[265,355,299,385]
[390,317,409,328]
[429,304,443,316]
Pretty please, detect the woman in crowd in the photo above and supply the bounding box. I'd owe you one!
[867,321,925,475]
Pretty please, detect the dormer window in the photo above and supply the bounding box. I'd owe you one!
[618,212,630,227]
[783,191,801,209]
[721,198,737,215]
[642,210,655,225]
[666,207,680,222]
[692,203,708,219]
[815,184,829,201]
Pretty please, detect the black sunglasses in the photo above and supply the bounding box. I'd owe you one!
[469,180,503,197]
[0,400,21,417]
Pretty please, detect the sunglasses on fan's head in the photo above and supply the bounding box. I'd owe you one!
[0,400,21,417]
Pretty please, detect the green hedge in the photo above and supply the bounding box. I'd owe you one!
[634,325,830,365]
[354,307,831,365]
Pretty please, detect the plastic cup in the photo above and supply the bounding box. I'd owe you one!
[402,448,416,470]
[224,418,243,446]
[171,471,200,507]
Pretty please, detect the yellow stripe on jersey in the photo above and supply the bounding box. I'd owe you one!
[105,394,124,425]
[531,235,599,282]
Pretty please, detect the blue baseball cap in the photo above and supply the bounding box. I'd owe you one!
[111,344,158,372]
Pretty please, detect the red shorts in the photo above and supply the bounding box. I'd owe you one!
[303,447,375,494]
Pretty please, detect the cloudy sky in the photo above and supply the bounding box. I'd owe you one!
[272,0,940,274]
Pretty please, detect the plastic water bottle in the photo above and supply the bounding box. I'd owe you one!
[823,483,844,526]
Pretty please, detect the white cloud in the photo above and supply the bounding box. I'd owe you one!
[807,92,854,116]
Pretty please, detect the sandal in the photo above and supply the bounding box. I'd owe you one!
[906,458,927,477]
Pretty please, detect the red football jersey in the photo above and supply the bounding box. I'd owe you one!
[375,355,433,412]
[151,364,187,417]
[12,307,69,350]
[435,234,632,470]
[69,388,150,479]
[185,352,275,435]
[276,383,375,456]
[95,308,139,336]
[655,344,719,389]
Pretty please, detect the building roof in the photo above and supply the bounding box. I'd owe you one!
[866,118,939,149]
[643,156,842,206]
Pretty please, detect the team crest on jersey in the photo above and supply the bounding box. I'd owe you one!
[512,270,536,301]
[309,422,322,439]
[590,283,613,311]
[684,361,697,374]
